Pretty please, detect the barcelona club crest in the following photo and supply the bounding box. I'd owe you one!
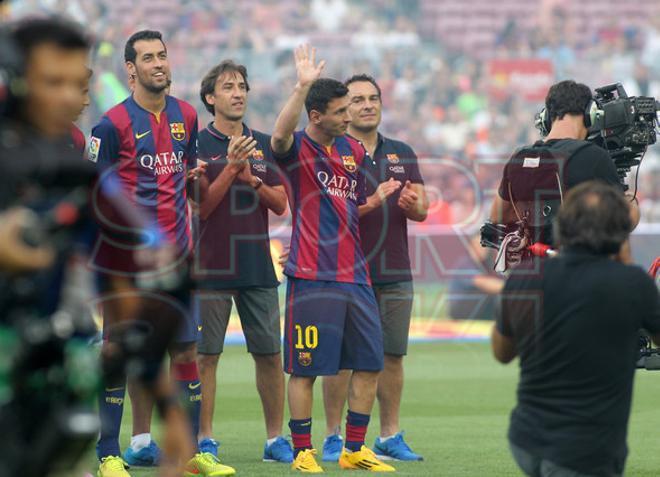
[170,122,186,141]
[386,153,400,164]
[298,351,312,367]
[342,155,357,172]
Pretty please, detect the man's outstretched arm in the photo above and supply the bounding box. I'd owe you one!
[271,44,326,156]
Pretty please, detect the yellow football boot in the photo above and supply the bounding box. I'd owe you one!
[291,448,324,473]
[339,446,396,472]
[97,456,130,477]
[184,452,236,476]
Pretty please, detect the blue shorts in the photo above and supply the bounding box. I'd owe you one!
[283,277,384,376]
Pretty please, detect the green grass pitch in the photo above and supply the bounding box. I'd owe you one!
[82,342,660,476]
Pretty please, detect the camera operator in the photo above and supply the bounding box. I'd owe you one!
[0,18,193,477]
[492,181,660,477]
[0,16,99,477]
[489,80,640,264]
[0,17,92,275]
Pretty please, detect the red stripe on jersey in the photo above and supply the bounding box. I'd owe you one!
[332,156,356,283]
[151,112,177,245]
[287,280,296,374]
[295,155,321,279]
[70,124,86,153]
[108,106,139,201]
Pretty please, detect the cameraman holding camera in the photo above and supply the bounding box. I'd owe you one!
[0,17,195,477]
[489,80,640,264]
[493,180,660,477]
[0,17,92,275]
[0,16,101,477]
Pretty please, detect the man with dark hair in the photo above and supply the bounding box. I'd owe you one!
[193,60,293,463]
[544,80,594,124]
[0,18,92,273]
[321,73,428,462]
[489,80,639,258]
[9,16,90,139]
[89,29,234,477]
[492,181,660,477]
[271,45,395,473]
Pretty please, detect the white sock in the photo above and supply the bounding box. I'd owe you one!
[130,433,151,451]
[379,434,397,443]
[326,428,343,439]
[266,436,279,447]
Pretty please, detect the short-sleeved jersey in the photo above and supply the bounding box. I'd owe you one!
[274,130,370,285]
[70,124,86,154]
[193,122,281,288]
[88,95,198,255]
[358,134,424,284]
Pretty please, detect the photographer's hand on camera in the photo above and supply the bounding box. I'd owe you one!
[0,207,55,273]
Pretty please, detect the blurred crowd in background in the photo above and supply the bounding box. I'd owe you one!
[6,0,660,227]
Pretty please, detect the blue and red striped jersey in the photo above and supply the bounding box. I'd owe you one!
[275,130,370,285]
[70,124,86,153]
[88,95,198,266]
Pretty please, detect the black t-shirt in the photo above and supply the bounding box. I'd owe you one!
[498,139,622,201]
[193,123,281,289]
[358,134,424,284]
[497,139,622,245]
[497,249,660,475]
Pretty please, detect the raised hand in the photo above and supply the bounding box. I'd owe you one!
[294,44,326,88]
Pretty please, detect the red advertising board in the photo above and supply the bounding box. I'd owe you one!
[488,59,554,102]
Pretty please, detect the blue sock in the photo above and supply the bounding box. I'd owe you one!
[173,361,201,446]
[97,385,126,459]
[345,410,370,452]
[289,418,313,457]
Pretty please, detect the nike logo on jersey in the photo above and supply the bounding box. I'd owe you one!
[188,382,201,390]
[135,130,151,140]
[105,387,125,392]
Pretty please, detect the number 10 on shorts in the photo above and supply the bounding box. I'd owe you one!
[294,324,318,349]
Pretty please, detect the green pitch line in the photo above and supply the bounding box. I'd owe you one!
[80,343,660,476]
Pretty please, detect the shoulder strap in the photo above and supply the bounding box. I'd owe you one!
[548,139,592,164]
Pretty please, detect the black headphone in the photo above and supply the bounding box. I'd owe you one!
[535,97,604,137]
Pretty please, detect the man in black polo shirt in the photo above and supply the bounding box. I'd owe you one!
[493,181,660,477]
[193,60,293,463]
[321,74,429,462]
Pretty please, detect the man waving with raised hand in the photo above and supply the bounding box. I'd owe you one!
[270,45,395,473]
